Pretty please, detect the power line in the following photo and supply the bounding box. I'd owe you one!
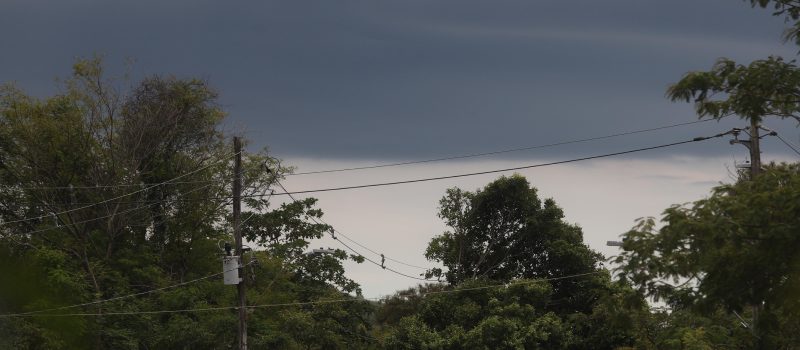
[9,182,219,237]
[332,232,434,281]
[1,260,254,317]
[15,180,218,191]
[253,133,729,198]
[0,152,236,226]
[289,119,712,176]
[0,271,601,317]
[336,231,429,271]
[9,133,729,224]
[776,134,800,157]
[12,119,712,192]
[272,179,435,282]
[256,132,730,279]
[15,169,245,193]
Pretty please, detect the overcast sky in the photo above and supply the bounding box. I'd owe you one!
[3,0,800,296]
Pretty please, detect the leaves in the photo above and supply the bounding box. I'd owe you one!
[0,57,368,349]
[668,56,800,122]
[425,175,605,313]
[614,163,800,346]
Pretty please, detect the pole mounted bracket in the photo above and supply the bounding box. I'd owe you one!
[729,128,753,151]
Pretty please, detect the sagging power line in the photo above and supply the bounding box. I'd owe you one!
[0,152,238,226]
[13,119,711,191]
[0,271,602,318]
[7,131,734,235]
[290,119,712,175]
[272,179,435,282]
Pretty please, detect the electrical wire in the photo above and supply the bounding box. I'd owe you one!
[776,134,800,157]
[0,132,730,315]
[290,119,713,176]
[12,119,713,192]
[13,153,238,191]
[251,133,730,198]
[10,182,219,237]
[259,132,731,276]
[273,179,435,282]
[0,260,254,317]
[48,132,728,207]
[0,152,237,226]
[15,180,218,191]
[337,232,429,271]
[0,271,602,317]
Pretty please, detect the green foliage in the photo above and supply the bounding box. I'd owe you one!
[627,308,756,350]
[748,0,800,45]
[377,176,643,350]
[661,3,800,343]
[380,279,572,350]
[424,175,605,314]
[378,278,643,350]
[668,56,800,123]
[615,163,800,347]
[0,58,368,349]
[668,1,800,125]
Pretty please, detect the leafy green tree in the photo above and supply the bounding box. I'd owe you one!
[377,175,643,350]
[668,56,800,124]
[667,1,800,124]
[378,279,644,350]
[380,279,573,350]
[620,307,755,350]
[667,1,800,178]
[614,163,800,348]
[748,0,800,45]
[424,175,605,314]
[0,57,370,349]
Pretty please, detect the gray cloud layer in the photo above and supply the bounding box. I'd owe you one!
[2,0,799,160]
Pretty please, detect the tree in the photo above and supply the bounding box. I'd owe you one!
[0,57,370,349]
[668,56,800,124]
[668,0,800,124]
[377,278,644,350]
[375,175,643,349]
[380,279,573,350]
[748,0,800,45]
[614,163,800,348]
[425,175,605,313]
[667,1,800,178]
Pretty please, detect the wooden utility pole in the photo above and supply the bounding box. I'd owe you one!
[233,137,247,350]
[736,119,763,337]
[749,119,762,178]
[731,119,762,179]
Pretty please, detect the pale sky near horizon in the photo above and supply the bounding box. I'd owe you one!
[3,0,800,296]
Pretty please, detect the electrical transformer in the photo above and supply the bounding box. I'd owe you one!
[223,256,241,285]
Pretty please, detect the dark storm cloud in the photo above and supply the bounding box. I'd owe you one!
[2,0,799,160]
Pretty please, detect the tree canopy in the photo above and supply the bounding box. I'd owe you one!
[370,175,644,350]
[424,175,605,314]
[613,163,800,348]
[0,57,369,349]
